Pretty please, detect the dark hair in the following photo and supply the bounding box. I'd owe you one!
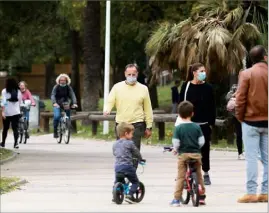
[186,63,204,81]
[178,101,194,118]
[125,63,139,72]
[175,80,180,85]
[249,45,267,64]
[5,78,19,93]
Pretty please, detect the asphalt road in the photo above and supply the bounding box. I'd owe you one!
[0,134,267,212]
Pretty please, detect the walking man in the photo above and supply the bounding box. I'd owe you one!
[236,45,268,203]
[104,64,153,152]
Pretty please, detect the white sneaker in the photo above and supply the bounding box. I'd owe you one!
[238,153,245,160]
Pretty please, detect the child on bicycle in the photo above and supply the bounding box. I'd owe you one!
[112,122,143,204]
[170,101,206,207]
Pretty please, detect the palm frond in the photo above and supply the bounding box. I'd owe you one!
[192,0,227,17]
[166,19,191,45]
[145,22,172,57]
[206,27,232,66]
[224,6,244,28]
[226,40,246,73]
[233,23,261,44]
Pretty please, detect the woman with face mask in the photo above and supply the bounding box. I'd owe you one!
[178,63,216,186]
[51,74,78,138]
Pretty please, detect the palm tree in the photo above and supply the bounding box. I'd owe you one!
[145,0,267,82]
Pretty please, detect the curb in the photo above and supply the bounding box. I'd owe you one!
[1,179,28,194]
[7,179,28,189]
[0,151,19,165]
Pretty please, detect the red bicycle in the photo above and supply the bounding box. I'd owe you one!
[164,147,205,207]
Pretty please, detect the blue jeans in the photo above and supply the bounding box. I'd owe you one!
[114,165,139,195]
[53,107,71,130]
[25,110,30,121]
[242,122,268,194]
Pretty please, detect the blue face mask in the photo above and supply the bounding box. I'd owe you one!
[197,72,206,81]
[126,76,137,84]
[60,83,67,87]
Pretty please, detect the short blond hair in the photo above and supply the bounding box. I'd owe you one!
[116,122,134,137]
[19,81,28,88]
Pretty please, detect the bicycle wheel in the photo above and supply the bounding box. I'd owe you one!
[64,119,71,144]
[191,173,200,207]
[113,182,124,204]
[133,181,145,203]
[57,122,63,144]
[18,121,25,144]
[181,180,191,204]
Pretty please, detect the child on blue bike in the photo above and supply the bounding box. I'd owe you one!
[170,101,206,207]
[112,122,143,204]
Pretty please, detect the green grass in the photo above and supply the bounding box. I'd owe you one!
[0,177,21,194]
[42,85,172,112]
[0,148,13,161]
[158,85,173,111]
[40,84,236,150]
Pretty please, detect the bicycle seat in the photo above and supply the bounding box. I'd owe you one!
[186,159,198,164]
[115,172,128,183]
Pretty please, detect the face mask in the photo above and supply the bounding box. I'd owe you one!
[126,76,137,84]
[197,72,206,81]
[60,83,67,87]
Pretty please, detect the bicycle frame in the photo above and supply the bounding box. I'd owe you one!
[117,161,146,195]
[185,163,193,192]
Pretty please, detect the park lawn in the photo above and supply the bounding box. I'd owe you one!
[0,148,13,161]
[0,148,23,194]
[0,177,21,194]
[41,84,236,150]
[42,84,173,112]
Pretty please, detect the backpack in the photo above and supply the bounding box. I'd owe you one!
[8,89,18,102]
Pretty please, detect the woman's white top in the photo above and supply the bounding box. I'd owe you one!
[1,89,22,116]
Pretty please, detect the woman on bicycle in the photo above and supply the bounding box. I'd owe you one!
[1,78,22,149]
[51,74,77,138]
[19,81,36,138]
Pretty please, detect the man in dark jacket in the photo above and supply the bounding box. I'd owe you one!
[171,80,180,113]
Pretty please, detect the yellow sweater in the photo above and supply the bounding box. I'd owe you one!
[105,81,153,128]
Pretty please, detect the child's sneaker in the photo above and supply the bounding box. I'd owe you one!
[125,195,136,204]
[199,194,206,205]
[170,199,181,207]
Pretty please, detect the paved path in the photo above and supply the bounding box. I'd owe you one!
[0,135,267,212]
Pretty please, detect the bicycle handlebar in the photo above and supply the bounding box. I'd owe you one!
[139,159,146,165]
[163,146,173,152]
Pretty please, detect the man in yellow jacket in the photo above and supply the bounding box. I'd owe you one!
[104,64,153,151]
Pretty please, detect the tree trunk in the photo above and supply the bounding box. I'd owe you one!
[149,83,159,109]
[70,30,81,111]
[44,60,55,98]
[83,1,101,115]
[70,30,81,133]
[148,74,159,109]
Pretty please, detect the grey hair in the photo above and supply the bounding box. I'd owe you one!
[56,73,71,85]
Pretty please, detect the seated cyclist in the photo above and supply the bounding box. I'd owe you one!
[19,81,36,138]
[51,74,77,138]
[170,101,206,207]
[112,122,143,204]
